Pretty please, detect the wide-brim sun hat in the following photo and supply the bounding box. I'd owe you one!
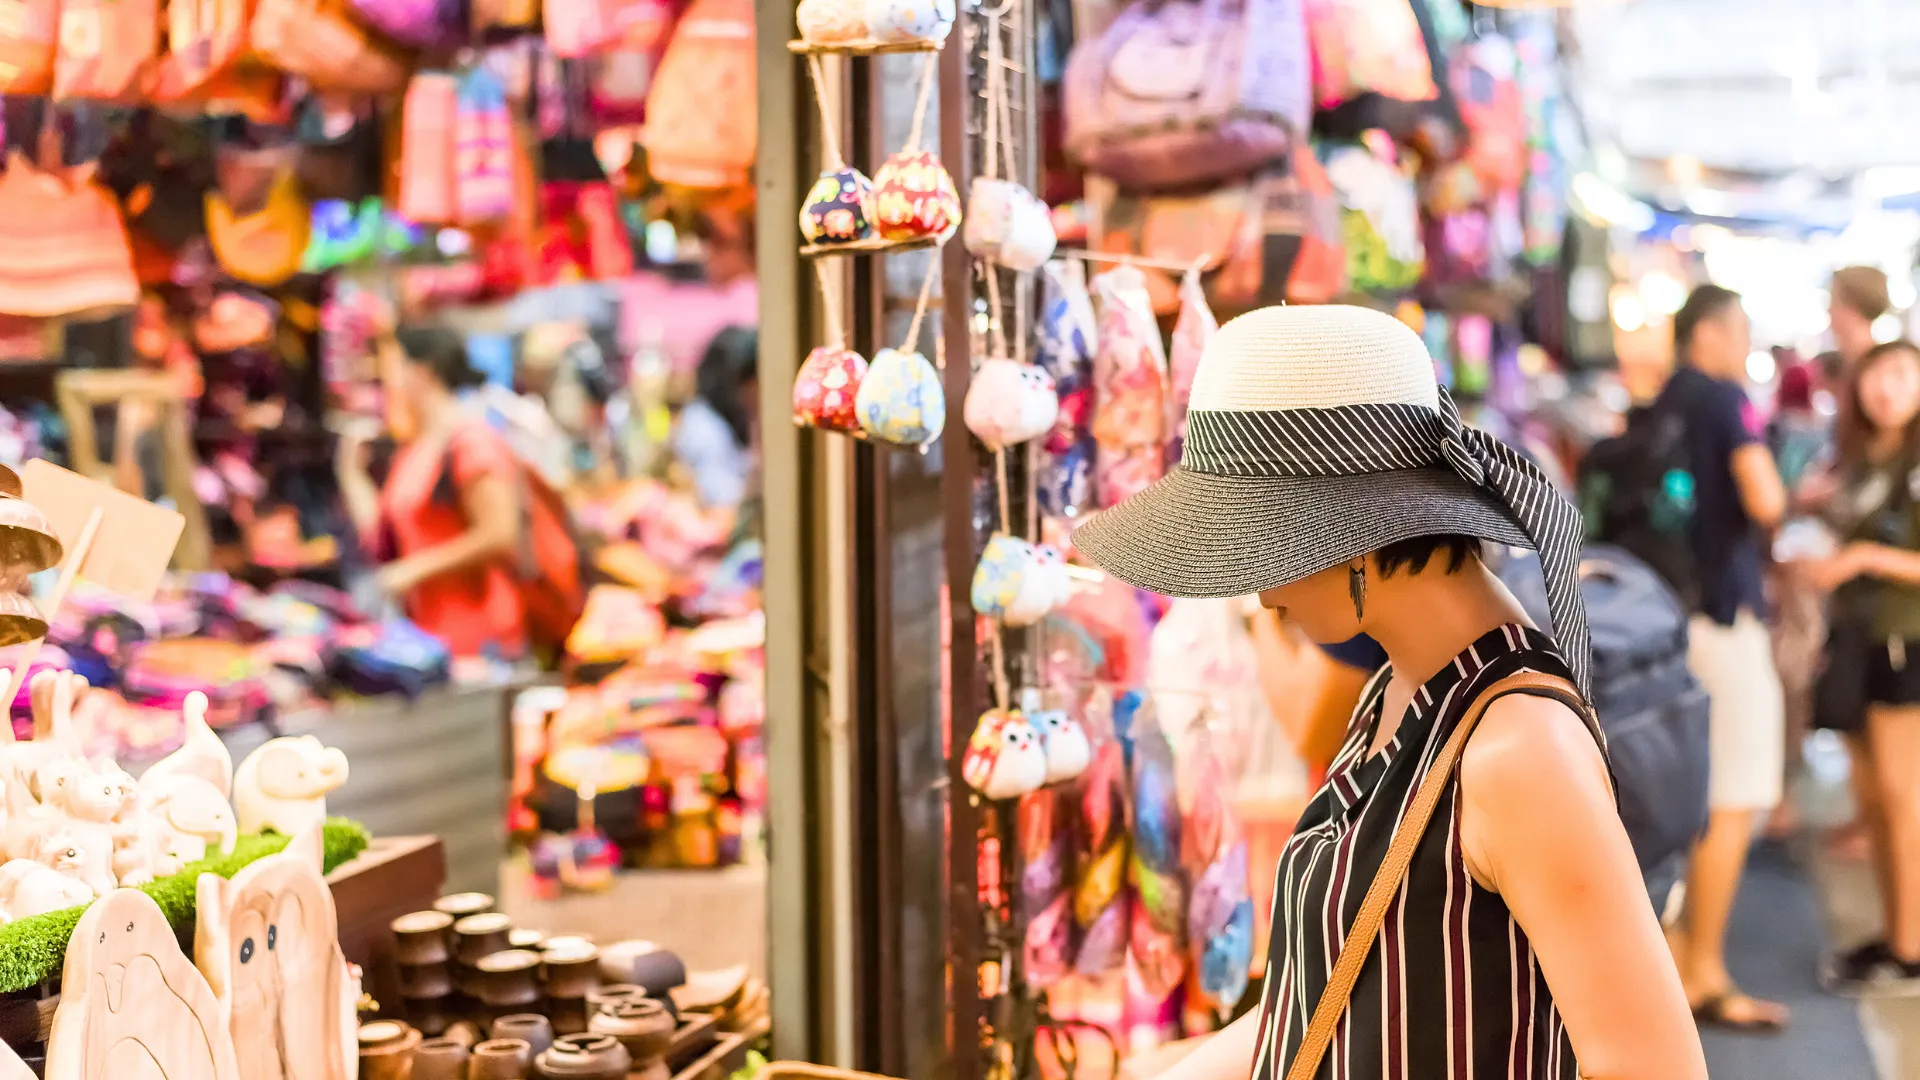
[1073,304,1591,693]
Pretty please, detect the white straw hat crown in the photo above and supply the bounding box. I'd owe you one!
[1187,305,1440,414]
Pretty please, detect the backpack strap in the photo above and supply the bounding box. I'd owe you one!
[1283,670,1594,1080]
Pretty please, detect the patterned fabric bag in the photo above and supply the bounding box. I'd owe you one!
[456,67,515,225]
[639,0,755,188]
[1063,0,1309,190]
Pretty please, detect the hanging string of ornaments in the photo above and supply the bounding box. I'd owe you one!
[954,5,1087,804]
[789,8,960,449]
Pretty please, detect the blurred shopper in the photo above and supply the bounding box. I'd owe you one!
[1661,286,1791,1029]
[339,319,581,660]
[1826,266,1892,383]
[1803,340,1920,993]
[672,326,758,511]
[1769,356,1835,836]
[1815,267,1896,864]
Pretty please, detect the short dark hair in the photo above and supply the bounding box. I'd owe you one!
[395,326,484,391]
[1673,285,1742,351]
[1375,533,1480,578]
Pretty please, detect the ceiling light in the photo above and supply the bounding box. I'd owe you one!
[1874,314,1903,343]
[1747,351,1777,384]
[1640,271,1687,316]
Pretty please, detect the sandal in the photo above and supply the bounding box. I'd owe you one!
[1691,990,1788,1034]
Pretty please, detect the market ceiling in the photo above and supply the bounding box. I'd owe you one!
[1568,0,1920,177]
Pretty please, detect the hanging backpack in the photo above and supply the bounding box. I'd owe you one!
[1493,545,1710,910]
[639,0,755,189]
[0,0,61,95]
[1576,382,1703,611]
[1062,0,1309,191]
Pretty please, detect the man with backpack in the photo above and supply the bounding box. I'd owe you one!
[1580,284,1790,1031]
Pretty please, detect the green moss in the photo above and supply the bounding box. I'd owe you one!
[0,817,370,993]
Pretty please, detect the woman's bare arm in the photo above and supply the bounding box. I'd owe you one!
[1458,695,1706,1080]
[378,471,520,596]
[1128,1008,1260,1080]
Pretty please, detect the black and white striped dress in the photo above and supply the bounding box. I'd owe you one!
[1252,624,1584,1080]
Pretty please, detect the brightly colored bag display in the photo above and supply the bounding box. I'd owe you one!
[456,67,515,225]
[640,0,755,188]
[0,155,140,317]
[54,0,160,99]
[0,0,59,95]
[1089,265,1167,507]
[1303,0,1436,109]
[1062,0,1309,190]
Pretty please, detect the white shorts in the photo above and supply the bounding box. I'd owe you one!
[1689,611,1787,811]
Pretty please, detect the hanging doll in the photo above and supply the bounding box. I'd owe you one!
[871,56,962,244]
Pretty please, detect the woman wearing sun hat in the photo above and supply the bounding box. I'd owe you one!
[1077,306,1702,1080]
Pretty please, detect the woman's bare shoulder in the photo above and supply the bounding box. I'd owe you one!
[1456,691,1614,890]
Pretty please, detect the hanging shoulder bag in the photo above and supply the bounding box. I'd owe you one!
[1283,669,1602,1080]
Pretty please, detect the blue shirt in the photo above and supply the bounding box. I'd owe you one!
[672,399,749,510]
[1666,366,1768,625]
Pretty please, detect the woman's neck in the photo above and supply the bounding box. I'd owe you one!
[1869,428,1906,463]
[1367,558,1532,689]
[411,391,462,439]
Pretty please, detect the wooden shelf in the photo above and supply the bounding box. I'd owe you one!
[798,234,939,259]
[787,37,944,56]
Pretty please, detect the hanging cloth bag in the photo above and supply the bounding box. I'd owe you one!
[639,0,755,189]
[54,0,159,100]
[1062,0,1309,191]
[398,71,460,225]
[0,0,61,95]
[455,67,515,226]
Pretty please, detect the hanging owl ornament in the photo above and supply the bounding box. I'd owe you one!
[799,168,877,246]
[962,708,1049,800]
[796,0,868,44]
[855,346,946,449]
[864,0,953,44]
[793,346,870,432]
[872,150,962,243]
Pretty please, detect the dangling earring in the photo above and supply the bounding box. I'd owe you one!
[1348,559,1367,621]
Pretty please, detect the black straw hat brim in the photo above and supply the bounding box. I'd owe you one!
[1073,465,1535,599]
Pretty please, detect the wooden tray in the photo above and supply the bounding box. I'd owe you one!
[786,38,941,56]
[798,236,939,259]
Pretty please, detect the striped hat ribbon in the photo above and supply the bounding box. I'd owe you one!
[1183,387,1591,699]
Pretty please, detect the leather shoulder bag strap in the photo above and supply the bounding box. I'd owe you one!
[1283,669,1593,1080]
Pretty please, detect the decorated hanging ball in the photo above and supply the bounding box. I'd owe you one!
[798,167,877,246]
[863,0,954,45]
[872,150,962,243]
[796,0,869,44]
[855,346,945,449]
[792,345,870,432]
